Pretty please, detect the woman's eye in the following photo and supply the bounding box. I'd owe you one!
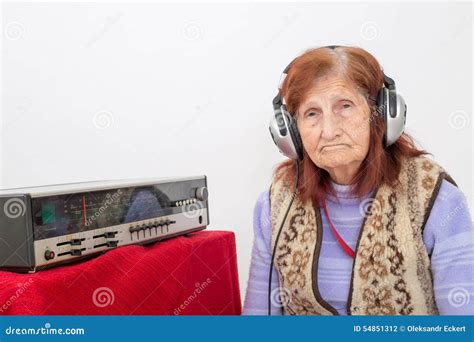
[306,111,319,118]
[342,103,351,109]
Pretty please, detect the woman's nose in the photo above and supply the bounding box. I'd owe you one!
[320,113,341,140]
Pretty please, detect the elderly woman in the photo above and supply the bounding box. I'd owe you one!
[243,45,473,315]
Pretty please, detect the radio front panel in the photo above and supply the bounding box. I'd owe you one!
[0,176,209,272]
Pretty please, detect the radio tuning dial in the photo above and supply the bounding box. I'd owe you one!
[195,187,208,201]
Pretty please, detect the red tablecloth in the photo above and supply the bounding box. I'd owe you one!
[0,230,241,315]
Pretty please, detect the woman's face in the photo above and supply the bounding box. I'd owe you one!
[296,74,371,182]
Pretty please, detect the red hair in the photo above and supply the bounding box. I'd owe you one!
[274,46,428,206]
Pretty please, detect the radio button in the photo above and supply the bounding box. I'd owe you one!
[44,250,55,261]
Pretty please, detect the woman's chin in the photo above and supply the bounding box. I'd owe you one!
[314,153,353,168]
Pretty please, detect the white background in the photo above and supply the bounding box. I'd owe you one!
[1,1,472,301]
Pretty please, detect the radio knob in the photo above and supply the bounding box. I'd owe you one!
[195,187,208,201]
[44,250,55,261]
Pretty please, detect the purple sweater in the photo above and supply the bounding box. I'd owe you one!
[243,180,474,315]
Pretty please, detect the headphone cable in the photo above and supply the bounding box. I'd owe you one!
[267,160,300,315]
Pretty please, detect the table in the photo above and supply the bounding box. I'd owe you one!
[0,230,241,315]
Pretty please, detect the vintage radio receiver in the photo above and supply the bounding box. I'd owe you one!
[0,176,209,272]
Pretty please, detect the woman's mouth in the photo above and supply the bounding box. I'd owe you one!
[322,144,348,151]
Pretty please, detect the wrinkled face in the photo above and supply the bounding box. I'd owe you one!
[296,74,371,173]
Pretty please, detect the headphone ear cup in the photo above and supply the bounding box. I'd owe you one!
[385,93,406,147]
[376,87,406,147]
[269,107,302,160]
[287,115,304,161]
[376,87,388,147]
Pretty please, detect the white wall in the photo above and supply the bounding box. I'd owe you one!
[1,1,472,301]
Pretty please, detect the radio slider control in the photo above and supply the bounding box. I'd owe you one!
[104,231,117,239]
[106,241,118,248]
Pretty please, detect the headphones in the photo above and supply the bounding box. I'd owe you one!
[269,45,407,161]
